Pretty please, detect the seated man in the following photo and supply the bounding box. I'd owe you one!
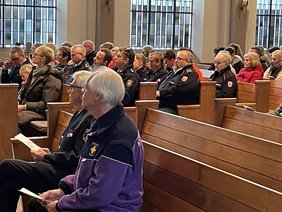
[209,51,238,98]
[144,51,168,82]
[113,48,140,106]
[65,44,92,84]
[0,71,93,212]
[29,67,144,212]
[156,48,200,114]
[1,46,31,87]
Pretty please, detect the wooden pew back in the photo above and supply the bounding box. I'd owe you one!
[221,105,282,145]
[236,80,270,112]
[269,80,282,110]
[142,141,282,212]
[0,84,18,161]
[139,107,282,192]
[177,81,216,124]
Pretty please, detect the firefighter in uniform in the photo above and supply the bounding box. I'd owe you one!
[156,49,200,114]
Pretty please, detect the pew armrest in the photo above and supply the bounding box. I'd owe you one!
[11,136,50,161]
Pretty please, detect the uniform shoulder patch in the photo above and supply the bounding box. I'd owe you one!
[227,81,233,87]
[182,76,188,82]
[126,80,133,87]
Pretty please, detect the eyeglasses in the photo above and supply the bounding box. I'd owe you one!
[69,84,83,91]
[176,57,187,61]
[33,53,44,57]
[214,61,226,65]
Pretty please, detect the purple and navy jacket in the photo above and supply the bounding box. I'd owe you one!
[57,104,144,211]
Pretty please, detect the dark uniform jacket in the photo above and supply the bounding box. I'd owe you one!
[157,64,200,110]
[19,65,62,116]
[209,66,237,98]
[44,109,93,173]
[65,59,92,84]
[116,65,140,107]
[1,58,31,87]
[85,50,97,67]
[143,66,168,82]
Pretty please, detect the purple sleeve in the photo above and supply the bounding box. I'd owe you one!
[57,156,130,210]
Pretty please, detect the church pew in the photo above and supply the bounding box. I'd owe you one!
[0,84,18,161]
[236,80,270,112]
[269,80,282,110]
[177,81,237,125]
[141,141,282,212]
[221,104,282,145]
[135,103,282,193]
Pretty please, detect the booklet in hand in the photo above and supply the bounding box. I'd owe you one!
[18,187,42,200]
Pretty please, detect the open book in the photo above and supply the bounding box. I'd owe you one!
[18,187,42,200]
[14,133,41,150]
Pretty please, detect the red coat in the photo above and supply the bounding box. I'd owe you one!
[237,64,264,83]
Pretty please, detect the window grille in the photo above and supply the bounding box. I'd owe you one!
[0,0,57,47]
[256,0,282,48]
[130,0,193,50]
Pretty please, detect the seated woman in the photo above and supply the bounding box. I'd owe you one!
[133,53,148,82]
[18,46,62,134]
[237,52,264,84]
[263,50,282,80]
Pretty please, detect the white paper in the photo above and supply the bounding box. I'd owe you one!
[14,133,41,150]
[18,187,42,200]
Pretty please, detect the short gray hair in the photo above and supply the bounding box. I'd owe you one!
[86,67,125,106]
[72,70,93,87]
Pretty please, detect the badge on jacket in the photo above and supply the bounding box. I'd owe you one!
[126,80,133,87]
[89,142,99,156]
[182,76,188,82]
[228,81,233,87]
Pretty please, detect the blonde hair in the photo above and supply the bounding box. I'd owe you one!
[35,46,54,64]
[135,53,146,66]
[86,67,125,106]
[272,50,282,62]
[244,52,260,67]
[19,64,33,75]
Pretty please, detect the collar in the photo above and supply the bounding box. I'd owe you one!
[88,104,124,137]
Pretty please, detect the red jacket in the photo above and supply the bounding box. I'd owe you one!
[237,64,264,83]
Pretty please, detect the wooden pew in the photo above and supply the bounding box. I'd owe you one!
[141,141,282,212]
[269,80,282,110]
[236,80,270,112]
[177,81,237,125]
[221,104,282,145]
[0,84,18,161]
[139,82,157,100]
[11,102,74,161]
[59,83,70,102]
[135,103,282,193]
[11,100,157,160]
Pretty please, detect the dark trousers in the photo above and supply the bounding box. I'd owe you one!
[0,159,69,212]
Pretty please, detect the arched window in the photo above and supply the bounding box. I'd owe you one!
[130,0,193,50]
[0,0,57,47]
[256,0,282,48]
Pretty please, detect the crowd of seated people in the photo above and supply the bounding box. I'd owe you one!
[2,40,282,127]
[1,39,282,211]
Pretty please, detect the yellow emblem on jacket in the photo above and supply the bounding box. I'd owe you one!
[89,142,99,156]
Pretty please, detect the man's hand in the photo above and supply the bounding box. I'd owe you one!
[31,148,51,161]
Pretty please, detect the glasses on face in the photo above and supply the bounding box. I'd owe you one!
[176,57,187,61]
[69,84,83,91]
[33,53,43,57]
[214,61,225,65]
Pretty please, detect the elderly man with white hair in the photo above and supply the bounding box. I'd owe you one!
[30,67,144,212]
